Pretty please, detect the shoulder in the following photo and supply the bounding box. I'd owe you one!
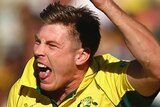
[9,79,21,95]
[93,54,130,73]
[94,54,120,63]
[7,79,21,107]
[94,54,133,93]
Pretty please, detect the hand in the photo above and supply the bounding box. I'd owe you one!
[90,0,113,8]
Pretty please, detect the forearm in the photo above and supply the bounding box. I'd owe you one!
[92,0,160,78]
[106,4,159,70]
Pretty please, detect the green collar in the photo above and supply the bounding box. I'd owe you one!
[36,86,77,106]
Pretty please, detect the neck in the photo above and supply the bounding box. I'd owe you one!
[43,69,87,105]
[43,78,82,105]
[41,64,89,105]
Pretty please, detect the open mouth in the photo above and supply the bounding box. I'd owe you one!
[37,63,52,80]
[38,63,50,72]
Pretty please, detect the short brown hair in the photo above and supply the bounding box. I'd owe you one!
[40,2,101,60]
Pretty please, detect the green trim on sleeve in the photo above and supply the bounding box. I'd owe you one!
[117,91,158,107]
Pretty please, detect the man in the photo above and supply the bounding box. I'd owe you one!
[7,0,160,107]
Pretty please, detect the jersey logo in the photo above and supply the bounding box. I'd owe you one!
[77,96,98,107]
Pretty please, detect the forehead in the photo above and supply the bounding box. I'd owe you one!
[37,23,72,40]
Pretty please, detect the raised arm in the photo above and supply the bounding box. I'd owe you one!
[91,0,160,96]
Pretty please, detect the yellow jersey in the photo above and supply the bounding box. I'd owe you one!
[7,54,156,107]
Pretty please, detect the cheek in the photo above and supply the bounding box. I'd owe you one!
[48,52,75,72]
[33,46,37,55]
[46,51,66,68]
[47,49,75,63]
[46,48,76,68]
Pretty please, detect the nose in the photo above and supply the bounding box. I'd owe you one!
[34,44,46,57]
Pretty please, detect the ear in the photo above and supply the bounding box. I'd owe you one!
[75,48,90,65]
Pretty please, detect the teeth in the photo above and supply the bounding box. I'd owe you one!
[37,63,47,68]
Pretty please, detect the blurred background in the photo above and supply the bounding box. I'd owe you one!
[0,0,159,106]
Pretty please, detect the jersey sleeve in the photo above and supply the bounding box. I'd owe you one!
[7,79,21,107]
[94,54,157,107]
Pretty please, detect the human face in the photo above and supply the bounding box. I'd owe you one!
[33,23,82,91]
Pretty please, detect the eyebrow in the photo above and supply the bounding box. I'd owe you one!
[34,34,63,48]
[34,34,39,40]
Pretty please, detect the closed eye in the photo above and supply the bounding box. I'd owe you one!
[47,43,59,49]
[34,35,41,45]
[46,40,62,49]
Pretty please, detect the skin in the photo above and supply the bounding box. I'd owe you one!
[91,0,160,96]
[33,0,160,104]
[33,23,90,104]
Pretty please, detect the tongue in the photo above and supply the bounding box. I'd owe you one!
[39,70,51,79]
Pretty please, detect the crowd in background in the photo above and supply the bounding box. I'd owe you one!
[0,0,160,107]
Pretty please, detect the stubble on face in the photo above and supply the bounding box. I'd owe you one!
[34,23,84,93]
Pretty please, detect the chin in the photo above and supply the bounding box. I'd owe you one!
[40,83,57,91]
